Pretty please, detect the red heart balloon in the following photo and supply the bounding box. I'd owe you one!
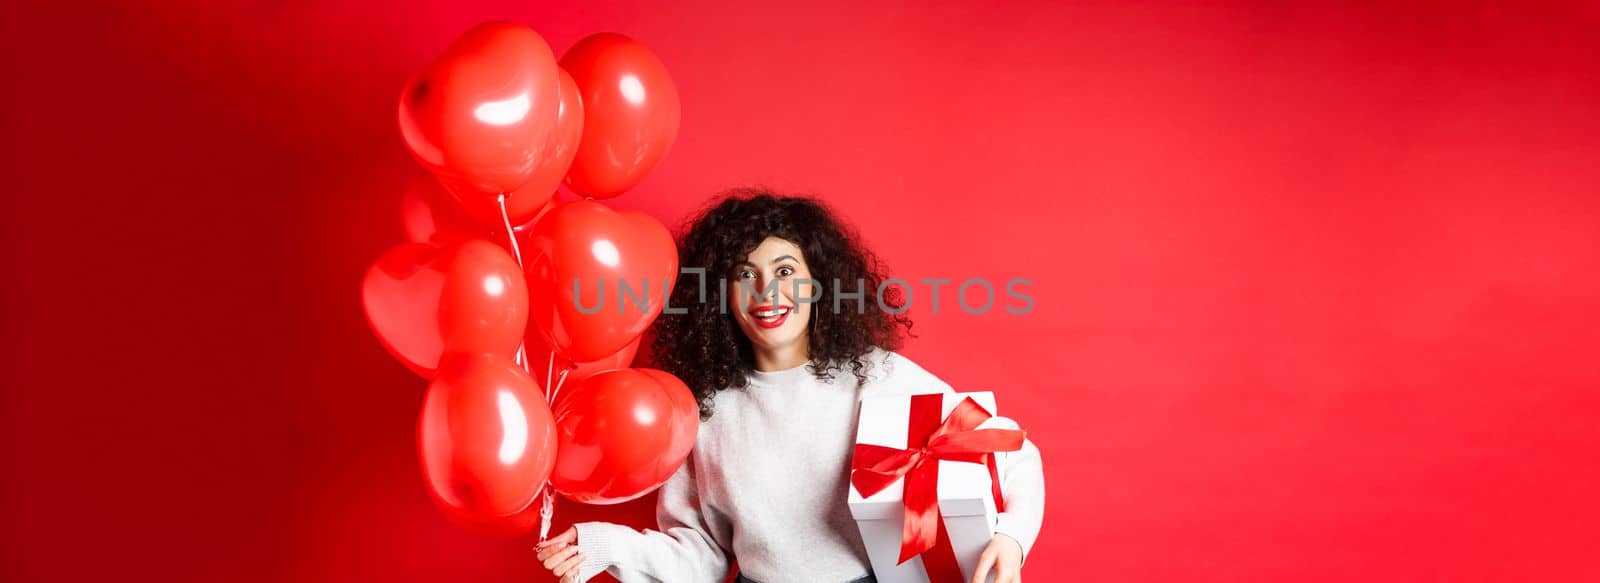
[419,353,557,520]
[401,177,556,252]
[401,177,480,245]
[560,33,681,198]
[501,67,584,215]
[362,239,529,377]
[549,368,699,504]
[525,200,677,363]
[569,337,640,384]
[524,325,642,390]
[398,21,562,225]
[429,487,545,538]
[638,367,701,472]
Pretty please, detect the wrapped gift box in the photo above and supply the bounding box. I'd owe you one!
[848,391,1018,583]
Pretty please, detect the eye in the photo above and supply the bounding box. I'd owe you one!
[776,266,794,278]
[736,268,755,280]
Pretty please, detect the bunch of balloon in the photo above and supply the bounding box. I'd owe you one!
[360,22,698,541]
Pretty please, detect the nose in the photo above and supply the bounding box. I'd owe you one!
[748,273,779,304]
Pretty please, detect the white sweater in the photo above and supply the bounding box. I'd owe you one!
[572,348,1046,583]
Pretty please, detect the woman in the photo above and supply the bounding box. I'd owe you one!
[536,189,1045,583]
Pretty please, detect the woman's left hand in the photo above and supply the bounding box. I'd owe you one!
[970,533,1023,583]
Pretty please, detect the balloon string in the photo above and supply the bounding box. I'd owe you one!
[550,369,571,406]
[502,193,556,545]
[538,486,555,542]
[497,194,535,375]
[501,194,580,545]
[508,193,560,544]
[546,350,556,401]
[496,193,524,265]
[535,354,575,543]
[537,366,573,542]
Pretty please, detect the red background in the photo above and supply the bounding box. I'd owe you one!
[5,1,1599,581]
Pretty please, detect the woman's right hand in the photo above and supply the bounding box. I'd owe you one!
[535,527,584,582]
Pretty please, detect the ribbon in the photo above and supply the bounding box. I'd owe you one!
[851,393,1026,579]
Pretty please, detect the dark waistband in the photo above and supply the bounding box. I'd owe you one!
[735,572,875,583]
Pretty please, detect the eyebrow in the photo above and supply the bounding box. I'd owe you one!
[734,255,800,268]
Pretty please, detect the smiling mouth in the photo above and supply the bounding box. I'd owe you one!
[749,305,791,328]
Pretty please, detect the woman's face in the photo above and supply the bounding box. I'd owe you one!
[729,236,815,354]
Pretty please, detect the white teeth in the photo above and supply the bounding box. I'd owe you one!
[755,307,790,318]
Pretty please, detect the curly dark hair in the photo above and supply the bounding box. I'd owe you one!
[650,188,913,420]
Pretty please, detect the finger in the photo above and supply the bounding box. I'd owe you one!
[553,552,584,578]
[542,545,577,570]
[536,527,578,548]
[535,527,576,548]
[535,541,566,562]
[970,548,997,583]
[994,562,1018,583]
[541,546,578,571]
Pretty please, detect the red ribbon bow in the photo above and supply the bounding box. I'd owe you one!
[851,393,1026,577]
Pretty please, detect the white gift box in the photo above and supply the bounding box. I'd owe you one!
[848,391,1001,583]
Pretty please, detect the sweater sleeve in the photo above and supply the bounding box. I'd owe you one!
[978,416,1046,564]
[571,452,732,583]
